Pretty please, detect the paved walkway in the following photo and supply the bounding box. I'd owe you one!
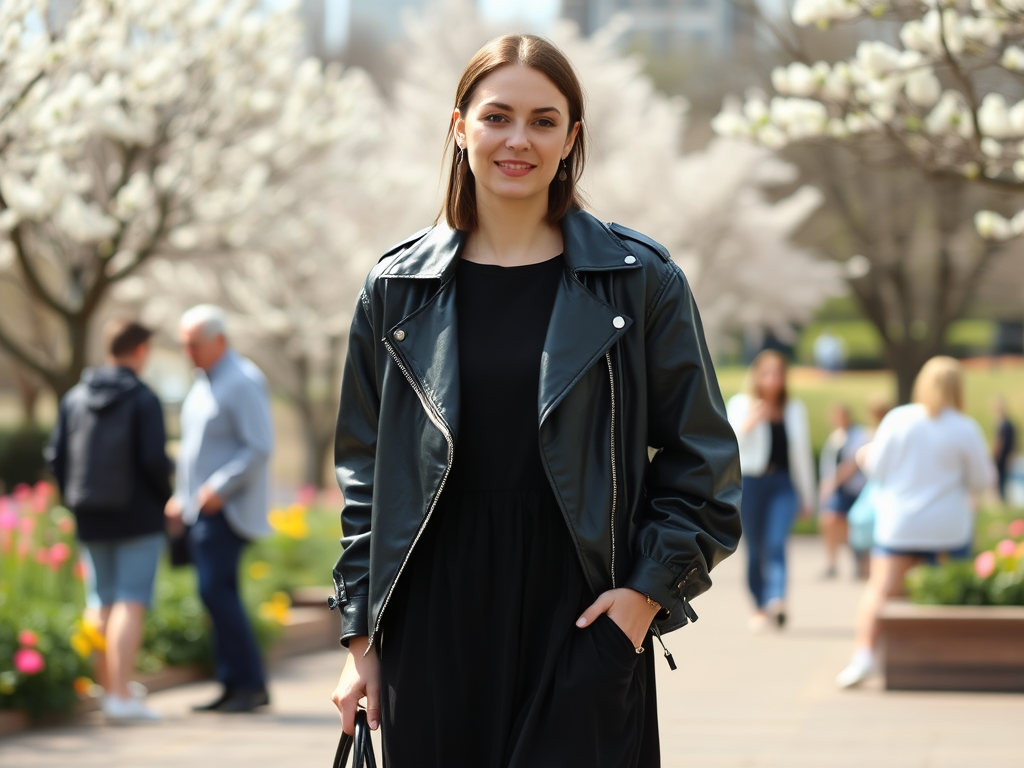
[2,537,1022,767]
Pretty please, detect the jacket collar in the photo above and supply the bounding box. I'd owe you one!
[380,209,638,281]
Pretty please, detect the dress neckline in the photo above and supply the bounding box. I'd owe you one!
[458,253,564,273]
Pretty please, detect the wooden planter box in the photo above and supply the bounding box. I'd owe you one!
[879,601,1024,692]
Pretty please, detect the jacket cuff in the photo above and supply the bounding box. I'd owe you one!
[338,594,369,647]
[624,555,690,617]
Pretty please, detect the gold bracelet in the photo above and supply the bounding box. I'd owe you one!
[645,594,661,611]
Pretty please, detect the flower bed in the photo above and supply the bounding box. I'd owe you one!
[1,483,342,720]
[879,515,1024,692]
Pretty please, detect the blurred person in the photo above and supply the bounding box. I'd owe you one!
[836,357,994,688]
[846,398,893,581]
[46,319,171,721]
[818,404,868,579]
[812,329,845,374]
[329,35,742,767]
[728,350,815,631]
[166,305,274,713]
[992,397,1017,501]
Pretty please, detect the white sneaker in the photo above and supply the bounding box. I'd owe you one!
[127,680,149,699]
[836,649,876,689]
[103,694,162,721]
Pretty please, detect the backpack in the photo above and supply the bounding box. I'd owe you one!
[64,388,137,514]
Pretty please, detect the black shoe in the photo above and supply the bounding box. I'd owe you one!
[775,611,787,629]
[192,688,233,712]
[215,688,269,713]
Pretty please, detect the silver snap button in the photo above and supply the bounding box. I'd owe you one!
[394,329,406,341]
[624,255,637,265]
[612,316,625,329]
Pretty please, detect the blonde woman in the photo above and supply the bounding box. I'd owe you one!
[727,350,816,630]
[836,357,994,688]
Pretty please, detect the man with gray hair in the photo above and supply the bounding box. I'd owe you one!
[165,304,274,713]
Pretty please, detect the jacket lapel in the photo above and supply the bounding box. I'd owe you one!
[381,210,643,435]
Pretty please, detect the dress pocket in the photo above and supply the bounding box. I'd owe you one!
[593,614,642,668]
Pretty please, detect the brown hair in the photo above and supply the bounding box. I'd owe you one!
[912,356,964,416]
[105,318,152,358]
[440,34,587,231]
[745,349,789,406]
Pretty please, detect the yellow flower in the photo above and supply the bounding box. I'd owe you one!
[73,677,94,696]
[70,632,92,658]
[81,621,106,652]
[249,561,270,580]
[258,591,291,624]
[268,506,308,539]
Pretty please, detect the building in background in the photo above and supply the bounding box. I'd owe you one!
[563,0,746,57]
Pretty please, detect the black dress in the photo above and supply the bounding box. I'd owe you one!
[379,255,659,768]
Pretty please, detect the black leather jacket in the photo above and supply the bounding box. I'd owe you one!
[332,209,742,652]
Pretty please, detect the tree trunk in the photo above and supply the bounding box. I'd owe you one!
[12,365,42,428]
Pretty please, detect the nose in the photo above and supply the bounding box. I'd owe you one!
[506,120,531,151]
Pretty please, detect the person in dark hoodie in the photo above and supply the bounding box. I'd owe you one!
[46,318,171,722]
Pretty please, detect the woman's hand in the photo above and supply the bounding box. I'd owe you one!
[331,636,381,734]
[576,588,660,648]
[741,399,770,434]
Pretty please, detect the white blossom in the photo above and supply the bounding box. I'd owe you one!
[905,68,941,107]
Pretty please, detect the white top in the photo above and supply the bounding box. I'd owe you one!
[819,424,869,497]
[726,394,816,512]
[864,404,994,550]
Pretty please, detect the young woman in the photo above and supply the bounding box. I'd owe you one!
[836,357,993,688]
[328,34,742,768]
[727,350,815,630]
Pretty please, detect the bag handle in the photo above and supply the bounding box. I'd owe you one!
[333,709,378,768]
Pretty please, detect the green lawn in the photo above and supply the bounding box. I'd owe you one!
[714,363,1024,454]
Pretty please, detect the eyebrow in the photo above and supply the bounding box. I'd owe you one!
[481,101,562,116]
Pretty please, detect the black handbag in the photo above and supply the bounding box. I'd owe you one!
[333,709,378,768]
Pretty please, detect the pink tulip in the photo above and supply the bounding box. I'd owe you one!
[996,539,1017,558]
[57,517,75,534]
[1009,519,1024,539]
[12,484,31,503]
[13,648,45,675]
[19,516,34,536]
[0,508,17,532]
[34,547,49,566]
[49,542,71,568]
[17,630,38,647]
[73,560,87,580]
[975,550,997,579]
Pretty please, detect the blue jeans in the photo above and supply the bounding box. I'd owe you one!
[740,472,798,608]
[190,512,266,691]
[81,533,164,608]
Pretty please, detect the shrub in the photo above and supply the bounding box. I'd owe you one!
[0,428,50,495]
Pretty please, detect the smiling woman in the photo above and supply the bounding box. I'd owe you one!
[329,33,743,768]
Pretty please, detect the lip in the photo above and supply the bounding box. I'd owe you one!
[495,160,536,177]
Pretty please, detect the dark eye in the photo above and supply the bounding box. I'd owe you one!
[483,114,507,123]
[536,118,556,127]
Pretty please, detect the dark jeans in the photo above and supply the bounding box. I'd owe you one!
[740,472,798,609]
[190,512,265,691]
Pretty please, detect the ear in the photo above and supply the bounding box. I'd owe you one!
[562,120,581,159]
[452,108,467,149]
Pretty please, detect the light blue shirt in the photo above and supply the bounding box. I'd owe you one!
[176,349,274,539]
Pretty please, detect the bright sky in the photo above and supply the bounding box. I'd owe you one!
[323,0,560,49]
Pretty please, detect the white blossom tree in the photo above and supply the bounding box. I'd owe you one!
[0,0,367,396]
[380,0,843,349]
[713,0,1024,398]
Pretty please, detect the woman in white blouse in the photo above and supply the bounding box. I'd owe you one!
[836,356,994,688]
[728,351,816,631]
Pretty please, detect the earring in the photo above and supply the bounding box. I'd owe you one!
[558,159,568,181]
[457,146,465,166]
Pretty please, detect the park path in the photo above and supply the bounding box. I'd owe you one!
[2,536,1023,767]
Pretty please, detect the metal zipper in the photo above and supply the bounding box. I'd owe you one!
[605,351,618,589]
[367,338,455,654]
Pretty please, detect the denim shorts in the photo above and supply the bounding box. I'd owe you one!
[80,533,164,608]
[871,542,971,566]
[824,488,860,516]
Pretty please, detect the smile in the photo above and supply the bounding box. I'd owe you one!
[495,161,536,176]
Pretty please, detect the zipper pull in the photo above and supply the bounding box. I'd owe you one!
[682,597,698,624]
[651,625,677,671]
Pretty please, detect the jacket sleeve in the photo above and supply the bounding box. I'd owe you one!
[332,292,379,646]
[44,398,68,496]
[136,390,172,505]
[788,400,817,512]
[623,263,743,615]
[203,374,274,500]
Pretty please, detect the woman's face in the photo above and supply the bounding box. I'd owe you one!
[756,358,786,402]
[453,65,579,209]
